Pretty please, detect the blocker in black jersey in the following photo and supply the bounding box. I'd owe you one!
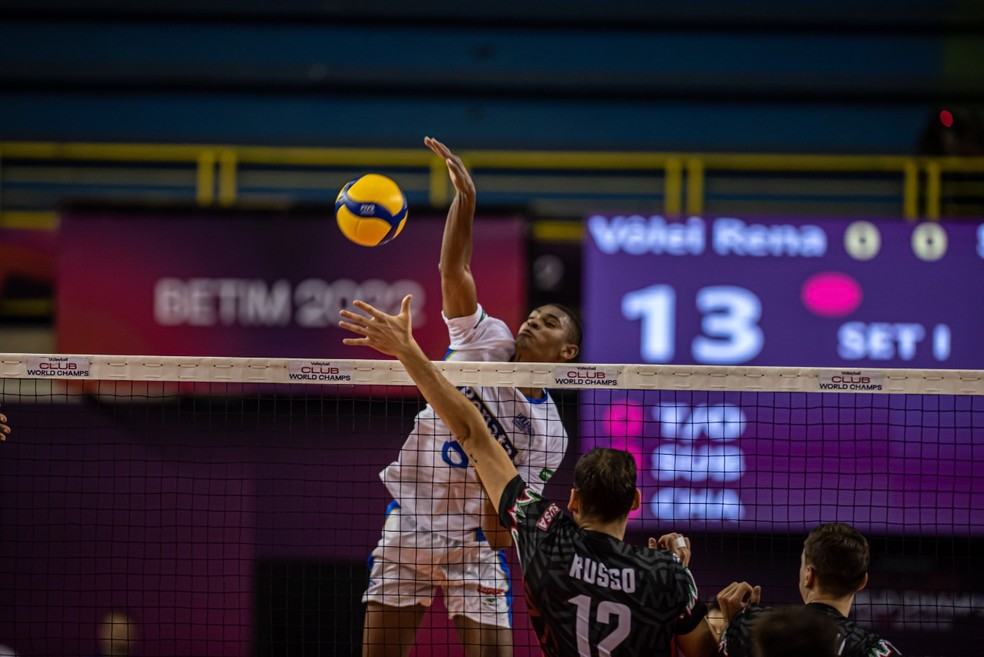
[719,602,900,657]
[498,475,707,657]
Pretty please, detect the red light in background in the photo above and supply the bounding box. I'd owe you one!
[940,109,954,128]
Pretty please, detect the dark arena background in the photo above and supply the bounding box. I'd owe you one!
[1,2,984,656]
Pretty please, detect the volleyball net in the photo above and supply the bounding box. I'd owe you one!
[0,354,982,657]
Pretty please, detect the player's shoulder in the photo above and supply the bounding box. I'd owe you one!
[727,604,771,631]
[444,304,506,331]
[444,304,515,358]
[835,618,901,657]
[631,540,693,568]
[580,533,690,579]
[805,604,900,657]
[720,605,771,657]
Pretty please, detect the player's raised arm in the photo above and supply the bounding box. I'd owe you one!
[425,136,478,320]
[340,295,518,510]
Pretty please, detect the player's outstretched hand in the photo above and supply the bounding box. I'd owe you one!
[340,294,415,358]
[715,581,762,622]
[424,136,476,202]
[0,406,10,441]
[650,532,691,567]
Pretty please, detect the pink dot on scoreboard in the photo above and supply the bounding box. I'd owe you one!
[603,400,644,439]
[801,271,863,318]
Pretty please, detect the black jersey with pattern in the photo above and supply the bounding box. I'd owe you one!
[719,602,901,657]
[498,475,706,657]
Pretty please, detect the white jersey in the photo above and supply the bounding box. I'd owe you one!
[380,304,569,539]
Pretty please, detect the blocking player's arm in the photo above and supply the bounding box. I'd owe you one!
[480,497,512,550]
[340,295,518,511]
[661,561,719,657]
[392,330,517,512]
[425,136,478,320]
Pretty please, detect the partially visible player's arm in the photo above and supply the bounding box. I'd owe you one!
[0,406,10,440]
[480,497,512,549]
[425,136,478,319]
[675,621,718,657]
[340,295,518,511]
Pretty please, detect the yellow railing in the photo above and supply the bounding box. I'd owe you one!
[2,142,984,232]
[2,141,983,320]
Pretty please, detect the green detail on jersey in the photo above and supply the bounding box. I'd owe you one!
[513,487,540,520]
[539,467,554,482]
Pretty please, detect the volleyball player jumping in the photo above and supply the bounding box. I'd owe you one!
[354,137,582,657]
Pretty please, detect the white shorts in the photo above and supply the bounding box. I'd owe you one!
[363,503,513,628]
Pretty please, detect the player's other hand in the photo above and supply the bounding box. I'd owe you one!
[340,294,415,358]
[715,581,762,621]
[424,136,476,202]
[650,532,691,567]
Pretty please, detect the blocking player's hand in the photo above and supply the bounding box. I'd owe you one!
[716,581,762,621]
[424,136,476,201]
[340,294,416,358]
[650,532,691,567]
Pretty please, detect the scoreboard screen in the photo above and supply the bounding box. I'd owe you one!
[581,216,984,534]
[582,216,984,368]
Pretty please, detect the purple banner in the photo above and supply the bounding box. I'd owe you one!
[583,216,984,368]
[56,208,527,360]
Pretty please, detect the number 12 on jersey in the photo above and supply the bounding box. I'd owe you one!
[569,594,631,657]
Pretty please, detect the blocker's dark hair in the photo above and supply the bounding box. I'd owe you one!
[573,448,637,522]
[803,522,870,597]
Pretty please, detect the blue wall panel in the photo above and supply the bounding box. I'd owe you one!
[0,18,962,153]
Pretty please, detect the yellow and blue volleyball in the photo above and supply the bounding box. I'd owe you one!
[334,174,408,247]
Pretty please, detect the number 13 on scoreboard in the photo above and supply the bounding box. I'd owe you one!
[621,285,764,365]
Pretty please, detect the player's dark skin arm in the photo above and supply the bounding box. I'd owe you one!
[425,137,513,532]
[426,136,479,320]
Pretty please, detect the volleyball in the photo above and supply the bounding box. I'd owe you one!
[334,174,408,247]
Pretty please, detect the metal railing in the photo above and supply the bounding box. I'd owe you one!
[2,142,983,236]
